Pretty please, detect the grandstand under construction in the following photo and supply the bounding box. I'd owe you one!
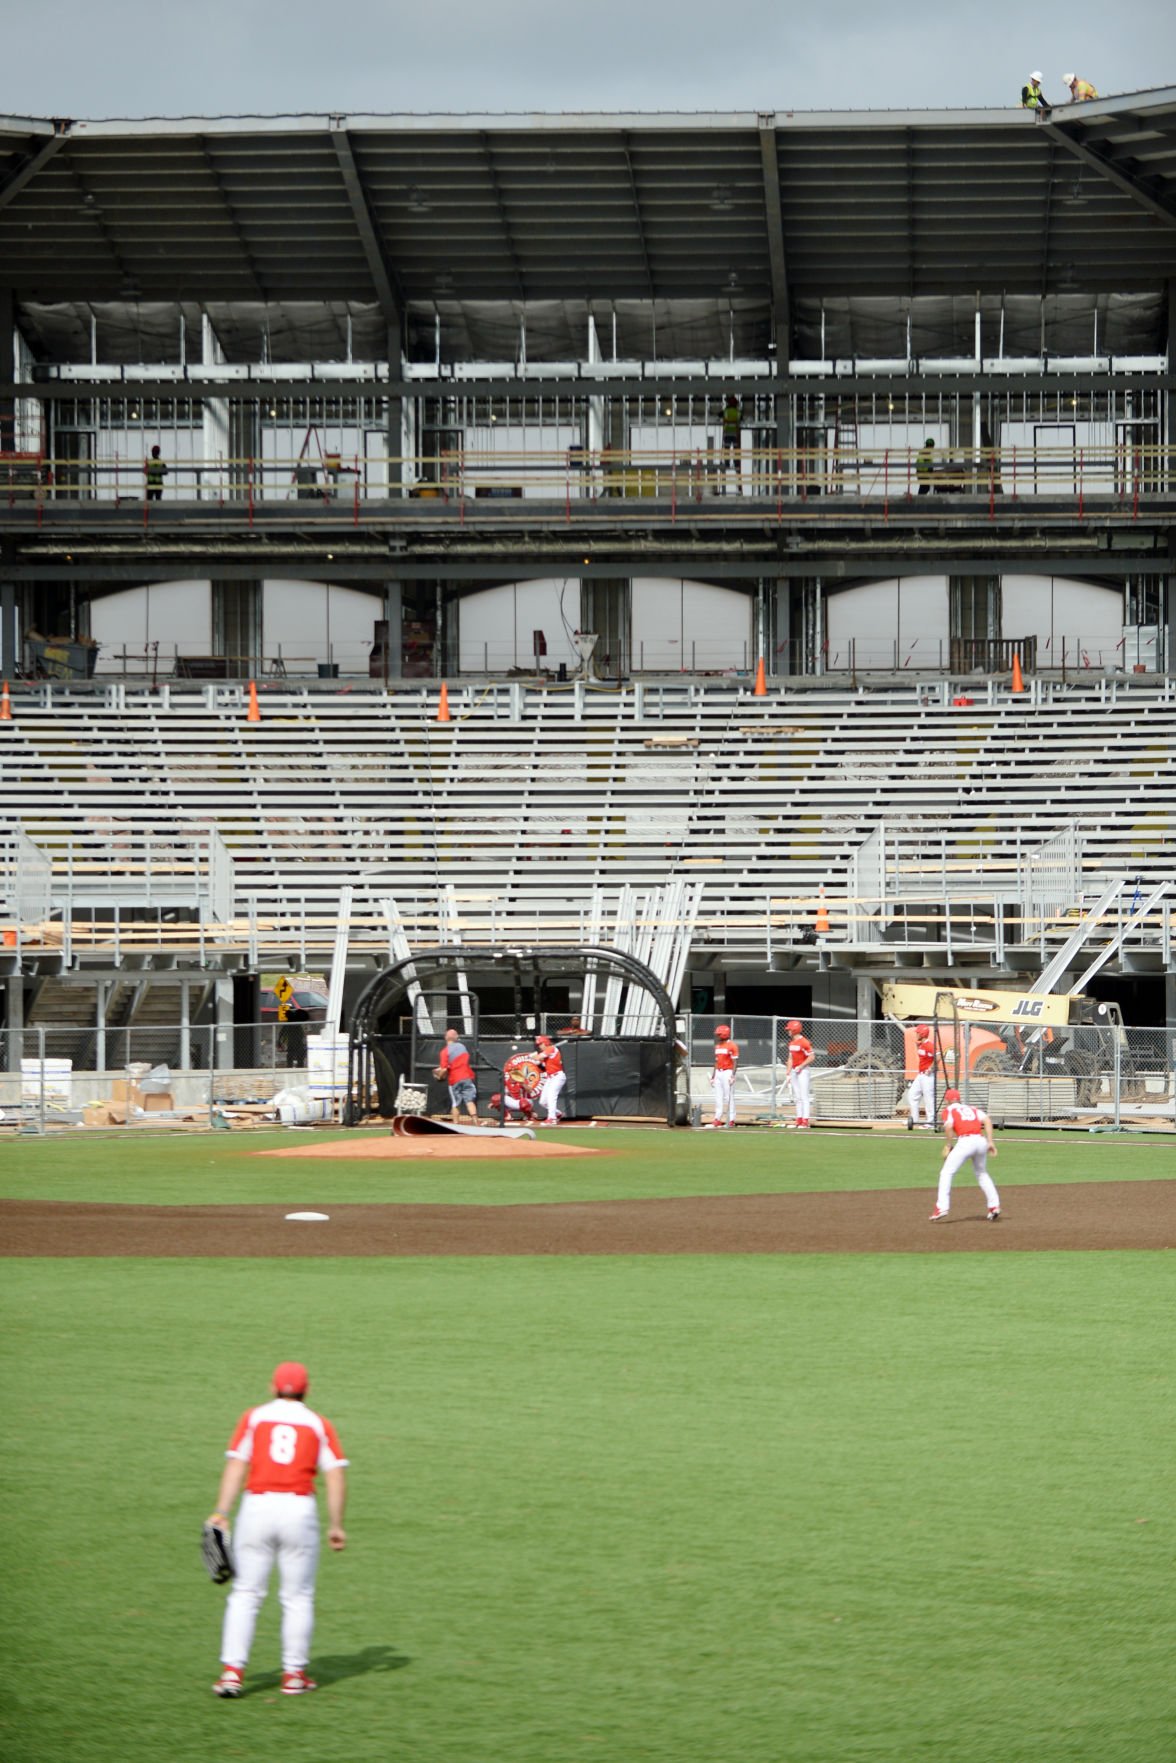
[1,92,1174,1071]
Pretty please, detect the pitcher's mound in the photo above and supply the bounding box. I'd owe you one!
[258,1135,603,1161]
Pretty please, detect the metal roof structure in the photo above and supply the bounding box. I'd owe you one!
[1,93,1175,365]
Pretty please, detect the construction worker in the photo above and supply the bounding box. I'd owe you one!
[1063,73,1099,103]
[721,392,743,495]
[916,438,936,496]
[144,445,168,500]
[1021,72,1051,114]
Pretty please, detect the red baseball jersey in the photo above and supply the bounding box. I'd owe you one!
[713,1041,739,1071]
[788,1034,813,1070]
[944,1102,986,1137]
[440,1041,474,1084]
[540,1045,563,1077]
[916,1041,936,1074]
[227,1398,348,1497]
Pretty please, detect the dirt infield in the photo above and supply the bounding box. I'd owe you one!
[2,1180,1173,1257]
[258,1136,603,1161]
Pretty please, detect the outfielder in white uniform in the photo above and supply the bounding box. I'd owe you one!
[535,1035,567,1124]
[907,1025,937,1129]
[710,1025,738,1126]
[210,1361,348,1699]
[786,1020,815,1128]
[931,1090,1001,1221]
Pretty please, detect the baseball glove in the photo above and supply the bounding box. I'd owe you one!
[201,1517,235,1585]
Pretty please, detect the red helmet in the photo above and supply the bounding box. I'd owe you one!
[535,1034,552,1047]
[714,1025,731,1040]
[915,1025,931,1040]
[943,1088,961,1103]
[787,1019,803,1035]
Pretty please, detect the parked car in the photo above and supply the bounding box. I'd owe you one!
[259,986,329,1026]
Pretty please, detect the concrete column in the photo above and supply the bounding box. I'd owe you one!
[4,974,25,1070]
[0,288,14,453]
[213,976,234,1074]
[383,582,403,677]
[179,977,191,1071]
[96,978,108,1074]
[0,573,18,683]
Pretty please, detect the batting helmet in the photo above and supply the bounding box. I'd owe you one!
[943,1088,961,1103]
[787,1019,803,1034]
[714,1025,731,1040]
[535,1034,552,1047]
[915,1024,931,1040]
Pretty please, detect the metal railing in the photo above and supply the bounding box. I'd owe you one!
[3,442,1174,522]
[4,1014,1172,1135]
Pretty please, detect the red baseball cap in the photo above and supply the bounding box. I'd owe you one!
[272,1361,309,1396]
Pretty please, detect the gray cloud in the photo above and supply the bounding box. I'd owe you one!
[7,0,1174,118]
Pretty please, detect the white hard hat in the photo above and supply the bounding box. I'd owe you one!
[1031,71,1043,82]
[1063,72,1075,84]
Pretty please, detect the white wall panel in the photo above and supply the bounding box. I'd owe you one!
[90,580,211,671]
[457,580,581,672]
[631,579,751,672]
[262,580,381,673]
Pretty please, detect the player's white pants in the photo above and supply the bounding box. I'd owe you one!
[538,1070,566,1121]
[790,1065,812,1121]
[711,1069,736,1124]
[908,1070,936,1124]
[221,1492,320,1673]
[936,1135,1000,1214]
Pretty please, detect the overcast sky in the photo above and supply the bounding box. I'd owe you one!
[6,0,1174,119]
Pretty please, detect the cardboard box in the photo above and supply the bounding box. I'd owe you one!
[140,1092,175,1112]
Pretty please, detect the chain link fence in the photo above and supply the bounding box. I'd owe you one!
[2,1015,1173,1135]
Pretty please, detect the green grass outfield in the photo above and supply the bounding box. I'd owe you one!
[1,1131,1173,1763]
[1,1121,1172,1206]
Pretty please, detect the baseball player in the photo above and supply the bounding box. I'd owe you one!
[210,1362,348,1699]
[710,1025,739,1127]
[434,1026,478,1122]
[491,1050,539,1122]
[931,1089,1001,1222]
[535,1034,566,1124]
[786,1019,815,1128]
[907,1025,937,1129]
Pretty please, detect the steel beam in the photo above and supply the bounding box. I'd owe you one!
[757,119,789,353]
[0,128,67,213]
[619,133,656,299]
[330,127,405,342]
[5,371,1174,403]
[480,133,526,300]
[0,556,1153,587]
[1046,120,1176,232]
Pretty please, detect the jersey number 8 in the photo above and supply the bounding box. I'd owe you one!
[269,1423,299,1464]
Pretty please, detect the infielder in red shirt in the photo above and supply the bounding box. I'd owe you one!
[786,1020,815,1128]
[210,1362,348,1698]
[710,1025,739,1127]
[907,1025,937,1129]
[931,1089,1001,1222]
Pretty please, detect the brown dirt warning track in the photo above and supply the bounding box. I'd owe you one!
[1,1180,1173,1258]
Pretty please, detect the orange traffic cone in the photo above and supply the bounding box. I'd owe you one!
[815,884,830,935]
[0,682,10,722]
[1011,651,1025,693]
[246,680,261,723]
[753,655,767,697]
[436,681,451,723]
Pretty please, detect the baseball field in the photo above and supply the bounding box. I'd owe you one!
[1,1124,1172,1763]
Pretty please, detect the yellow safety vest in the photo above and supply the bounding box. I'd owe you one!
[1073,79,1098,101]
[722,403,742,436]
[1022,82,1046,109]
